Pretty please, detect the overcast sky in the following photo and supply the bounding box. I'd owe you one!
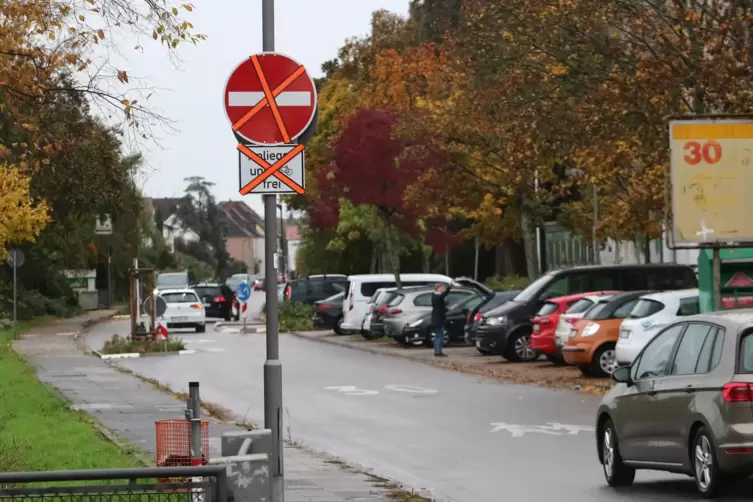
[118,0,409,217]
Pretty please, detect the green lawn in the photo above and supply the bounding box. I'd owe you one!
[0,318,143,472]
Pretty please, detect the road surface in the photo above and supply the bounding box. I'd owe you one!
[86,321,753,502]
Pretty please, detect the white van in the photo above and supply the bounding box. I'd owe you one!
[341,274,452,331]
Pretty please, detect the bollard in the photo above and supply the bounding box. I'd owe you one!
[187,382,203,502]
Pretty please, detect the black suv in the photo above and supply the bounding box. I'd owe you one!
[474,264,698,363]
[191,283,234,320]
[282,275,348,304]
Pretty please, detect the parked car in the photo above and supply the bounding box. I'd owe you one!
[530,291,621,363]
[313,292,351,335]
[473,264,698,363]
[225,273,259,293]
[361,288,398,339]
[596,309,753,497]
[158,288,206,332]
[341,273,453,333]
[562,291,652,377]
[403,291,491,347]
[464,291,521,351]
[281,275,348,304]
[156,271,189,291]
[553,294,616,353]
[384,285,486,346]
[615,288,700,365]
[192,282,235,321]
[369,286,430,342]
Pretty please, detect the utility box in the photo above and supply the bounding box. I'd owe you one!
[698,248,753,312]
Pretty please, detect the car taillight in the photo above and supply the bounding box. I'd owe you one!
[317,304,330,311]
[213,296,225,302]
[539,317,551,324]
[378,306,387,314]
[474,313,482,321]
[722,383,753,402]
[233,300,238,308]
[285,286,291,301]
[388,308,402,315]
[190,304,203,310]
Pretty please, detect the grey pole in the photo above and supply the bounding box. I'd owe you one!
[12,252,17,339]
[712,247,722,311]
[262,1,284,500]
[107,245,113,308]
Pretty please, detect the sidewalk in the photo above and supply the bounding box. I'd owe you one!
[14,312,397,502]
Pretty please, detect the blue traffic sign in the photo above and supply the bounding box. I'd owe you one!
[236,282,251,302]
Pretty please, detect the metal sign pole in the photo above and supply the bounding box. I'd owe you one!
[713,247,722,311]
[262,0,284,500]
[12,253,17,339]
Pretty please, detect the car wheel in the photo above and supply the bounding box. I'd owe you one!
[475,346,493,355]
[601,418,635,487]
[503,331,539,362]
[333,317,345,336]
[405,335,423,347]
[195,324,206,333]
[546,354,565,365]
[579,366,597,377]
[592,344,618,377]
[362,330,382,340]
[693,427,721,498]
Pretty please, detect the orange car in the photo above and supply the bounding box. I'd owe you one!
[562,291,653,377]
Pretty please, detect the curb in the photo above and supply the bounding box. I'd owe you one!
[112,315,130,320]
[93,349,196,360]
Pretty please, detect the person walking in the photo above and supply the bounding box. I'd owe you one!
[430,282,452,357]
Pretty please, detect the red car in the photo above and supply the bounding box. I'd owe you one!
[531,291,621,363]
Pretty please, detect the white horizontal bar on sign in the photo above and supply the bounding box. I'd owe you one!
[228,91,311,107]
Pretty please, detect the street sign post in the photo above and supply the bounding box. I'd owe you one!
[224,52,318,146]
[223,3,318,500]
[6,249,24,339]
[236,282,252,331]
[668,116,753,311]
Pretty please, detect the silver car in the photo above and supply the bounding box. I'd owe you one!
[383,278,491,339]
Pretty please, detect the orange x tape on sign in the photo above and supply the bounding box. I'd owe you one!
[224,52,317,145]
[238,144,305,195]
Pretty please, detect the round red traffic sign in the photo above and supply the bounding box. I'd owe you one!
[224,52,318,145]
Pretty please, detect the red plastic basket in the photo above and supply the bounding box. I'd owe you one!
[155,419,209,467]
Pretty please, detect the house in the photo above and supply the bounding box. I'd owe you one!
[143,197,200,252]
[218,201,265,273]
[286,224,301,274]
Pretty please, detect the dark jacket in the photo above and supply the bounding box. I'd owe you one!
[430,286,452,328]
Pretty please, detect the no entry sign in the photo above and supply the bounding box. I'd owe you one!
[224,52,318,145]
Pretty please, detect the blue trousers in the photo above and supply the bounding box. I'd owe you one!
[433,326,445,354]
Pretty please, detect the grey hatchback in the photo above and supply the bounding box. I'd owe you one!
[596,310,753,497]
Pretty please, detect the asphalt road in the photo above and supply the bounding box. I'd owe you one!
[87,321,753,502]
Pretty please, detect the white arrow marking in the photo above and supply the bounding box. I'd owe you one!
[384,385,437,394]
[324,386,379,396]
[489,422,594,437]
[229,91,311,107]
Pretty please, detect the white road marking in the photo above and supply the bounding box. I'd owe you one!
[324,386,379,396]
[203,347,226,353]
[384,384,437,394]
[489,422,595,437]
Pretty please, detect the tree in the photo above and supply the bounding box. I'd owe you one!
[0,164,49,260]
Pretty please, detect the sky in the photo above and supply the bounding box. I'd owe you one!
[115,0,410,217]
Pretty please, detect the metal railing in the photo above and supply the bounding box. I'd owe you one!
[0,466,227,502]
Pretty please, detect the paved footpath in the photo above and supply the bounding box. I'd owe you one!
[14,311,396,502]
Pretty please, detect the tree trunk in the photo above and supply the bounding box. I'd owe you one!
[444,244,450,276]
[519,194,539,280]
[643,234,651,264]
[383,226,402,288]
[422,244,431,273]
[370,248,378,274]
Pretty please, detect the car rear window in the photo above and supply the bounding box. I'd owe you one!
[566,298,595,314]
[387,293,404,307]
[194,286,222,298]
[161,292,199,304]
[583,301,610,320]
[739,332,753,373]
[480,293,514,313]
[677,297,700,316]
[628,299,665,318]
[536,302,558,316]
[361,282,396,297]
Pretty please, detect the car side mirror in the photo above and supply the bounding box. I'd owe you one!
[612,366,633,386]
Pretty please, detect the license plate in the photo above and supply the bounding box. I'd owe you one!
[533,324,539,332]
[172,316,188,322]
[476,339,481,348]
[203,303,210,307]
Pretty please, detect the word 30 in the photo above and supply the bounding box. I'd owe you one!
[489,422,595,437]
[324,385,438,396]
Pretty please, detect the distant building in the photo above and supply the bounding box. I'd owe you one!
[143,197,200,252]
[218,201,265,273]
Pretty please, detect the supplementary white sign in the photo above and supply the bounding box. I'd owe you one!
[238,144,305,195]
[489,422,595,437]
[324,385,438,396]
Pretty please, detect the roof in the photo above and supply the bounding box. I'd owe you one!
[547,264,695,273]
[347,273,452,281]
[149,198,183,218]
[642,288,699,300]
[549,291,621,304]
[286,225,300,241]
[219,201,264,238]
[158,288,197,294]
[692,309,753,328]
